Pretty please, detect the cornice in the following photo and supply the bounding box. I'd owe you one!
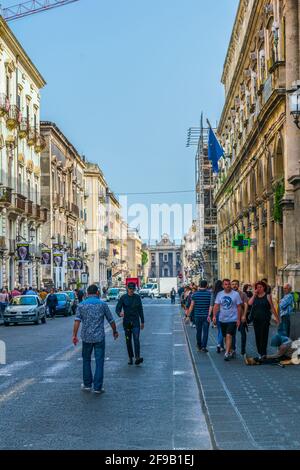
[0,17,46,89]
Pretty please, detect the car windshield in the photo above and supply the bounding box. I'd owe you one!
[143,284,153,289]
[66,292,75,300]
[56,294,68,301]
[11,296,37,306]
[108,289,119,295]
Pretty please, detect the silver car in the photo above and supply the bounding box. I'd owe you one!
[3,295,47,326]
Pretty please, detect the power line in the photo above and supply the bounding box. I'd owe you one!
[115,190,195,196]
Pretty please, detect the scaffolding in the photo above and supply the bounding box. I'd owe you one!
[187,114,218,283]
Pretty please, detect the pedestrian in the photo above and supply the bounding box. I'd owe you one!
[0,288,9,317]
[115,282,144,365]
[187,280,211,352]
[170,288,176,304]
[248,281,279,358]
[244,333,299,366]
[185,286,196,328]
[39,288,48,301]
[213,279,243,361]
[26,286,36,295]
[11,286,21,298]
[23,286,29,295]
[73,284,119,393]
[46,288,58,319]
[261,278,272,295]
[278,284,294,338]
[209,280,224,353]
[77,288,85,303]
[231,280,249,357]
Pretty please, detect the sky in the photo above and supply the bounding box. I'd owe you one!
[6,0,239,242]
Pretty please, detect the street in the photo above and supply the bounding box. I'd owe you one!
[0,299,211,450]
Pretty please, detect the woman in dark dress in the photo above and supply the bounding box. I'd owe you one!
[248,281,280,357]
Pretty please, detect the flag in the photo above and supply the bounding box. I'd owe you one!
[208,126,224,173]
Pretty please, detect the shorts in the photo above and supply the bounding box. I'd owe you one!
[220,322,237,337]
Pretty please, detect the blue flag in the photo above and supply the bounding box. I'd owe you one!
[208,126,224,173]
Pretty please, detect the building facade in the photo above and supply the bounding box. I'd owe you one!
[106,191,121,286]
[40,122,86,289]
[215,0,300,293]
[127,229,142,280]
[0,18,46,289]
[148,234,183,279]
[84,162,108,288]
[182,221,198,283]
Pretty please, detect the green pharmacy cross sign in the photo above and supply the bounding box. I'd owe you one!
[232,234,251,253]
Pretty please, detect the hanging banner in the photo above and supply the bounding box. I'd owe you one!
[68,257,77,270]
[75,258,83,271]
[17,242,30,262]
[53,252,63,268]
[41,249,51,266]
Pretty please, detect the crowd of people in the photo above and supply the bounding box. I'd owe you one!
[180,278,298,365]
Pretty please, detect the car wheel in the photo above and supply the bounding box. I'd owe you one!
[4,322,9,327]
[41,316,46,324]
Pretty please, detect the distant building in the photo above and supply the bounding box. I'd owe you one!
[148,234,183,279]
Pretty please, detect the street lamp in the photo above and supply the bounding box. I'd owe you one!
[288,83,300,129]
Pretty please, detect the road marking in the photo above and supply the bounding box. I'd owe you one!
[42,362,70,377]
[0,378,35,405]
[174,344,185,347]
[173,370,188,376]
[152,332,172,335]
[0,361,31,376]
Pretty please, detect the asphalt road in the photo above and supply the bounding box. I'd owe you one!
[0,298,211,450]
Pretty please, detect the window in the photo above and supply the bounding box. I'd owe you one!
[163,253,168,263]
[27,179,31,200]
[6,75,10,99]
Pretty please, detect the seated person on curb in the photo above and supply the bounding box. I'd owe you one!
[244,333,300,366]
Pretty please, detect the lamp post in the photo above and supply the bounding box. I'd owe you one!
[288,82,300,129]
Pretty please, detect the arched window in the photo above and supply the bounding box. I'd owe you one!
[273,137,284,180]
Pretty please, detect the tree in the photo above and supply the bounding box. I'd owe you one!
[142,250,148,266]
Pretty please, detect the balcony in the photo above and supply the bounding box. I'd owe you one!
[6,105,21,131]
[27,127,36,146]
[40,208,47,223]
[19,118,29,139]
[15,194,26,212]
[34,133,46,153]
[0,187,12,207]
[0,94,9,117]
[33,204,41,219]
[25,200,33,216]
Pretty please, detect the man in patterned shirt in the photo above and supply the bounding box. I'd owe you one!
[73,284,119,394]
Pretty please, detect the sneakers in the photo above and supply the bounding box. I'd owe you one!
[224,353,230,361]
[201,348,208,353]
[196,346,202,352]
[128,358,133,365]
[81,384,92,392]
[135,357,143,365]
[192,324,196,328]
[229,351,236,359]
[93,388,105,394]
[217,346,221,354]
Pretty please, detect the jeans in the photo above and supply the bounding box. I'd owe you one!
[216,313,224,348]
[125,326,141,359]
[48,305,56,318]
[82,340,105,391]
[278,315,291,338]
[195,316,209,349]
[190,309,195,325]
[232,322,247,355]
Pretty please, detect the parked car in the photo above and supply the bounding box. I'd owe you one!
[64,291,78,315]
[3,295,46,326]
[106,288,126,301]
[46,292,72,317]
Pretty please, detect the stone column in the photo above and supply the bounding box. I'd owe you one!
[284,0,300,267]
[289,176,300,264]
[250,210,257,283]
[266,200,276,286]
[257,207,265,279]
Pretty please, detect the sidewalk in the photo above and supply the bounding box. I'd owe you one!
[183,316,300,450]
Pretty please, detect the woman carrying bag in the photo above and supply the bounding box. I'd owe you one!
[248,281,280,358]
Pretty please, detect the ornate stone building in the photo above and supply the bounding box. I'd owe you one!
[0,18,46,289]
[40,122,86,289]
[215,0,300,293]
[148,234,183,280]
[84,162,108,289]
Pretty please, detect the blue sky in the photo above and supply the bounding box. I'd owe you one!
[7,0,239,241]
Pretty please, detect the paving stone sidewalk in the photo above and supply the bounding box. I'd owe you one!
[183,316,300,450]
